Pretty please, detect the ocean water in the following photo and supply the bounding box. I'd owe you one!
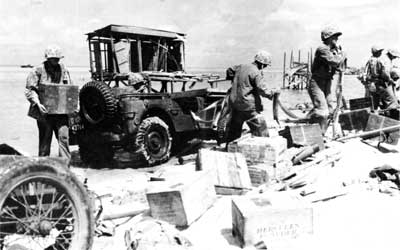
[0,66,363,156]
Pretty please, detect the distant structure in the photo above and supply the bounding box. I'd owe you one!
[20,64,34,68]
[282,49,313,90]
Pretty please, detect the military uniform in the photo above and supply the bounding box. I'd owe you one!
[25,61,72,159]
[308,44,344,119]
[376,53,399,110]
[226,63,273,142]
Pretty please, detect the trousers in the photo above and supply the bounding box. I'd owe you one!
[376,84,399,110]
[37,115,70,159]
[307,77,333,118]
[226,109,268,143]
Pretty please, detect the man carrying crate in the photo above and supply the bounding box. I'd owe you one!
[25,45,72,159]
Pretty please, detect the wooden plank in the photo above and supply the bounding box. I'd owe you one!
[107,24,186,38]
[38,84,79,114]
[114,40,131,73]
[232,196,313,248]
[137,38,143,72]
[196,149,252,193]
[146,170,216,228]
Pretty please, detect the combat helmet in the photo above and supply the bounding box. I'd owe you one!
[44,45,63,59]
[321,26,342,41]
[254,50,272,66]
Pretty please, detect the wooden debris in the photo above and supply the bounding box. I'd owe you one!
[339,109,370,131]
[248,165,269,187]
[228,136,287,165]
[280,124,324,150]
[146,170,216,228]
[124,217,193,250]
[196,149,252,194]
[364,113,400,144]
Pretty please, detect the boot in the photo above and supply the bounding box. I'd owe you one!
[318,116,328,135]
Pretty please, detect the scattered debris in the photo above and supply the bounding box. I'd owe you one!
[124,217,193,250]
[196,148,252,194]
[146,170,216,228]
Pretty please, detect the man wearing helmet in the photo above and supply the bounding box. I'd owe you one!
[361,45,385,109]
[225,50,278,142]
[378,49,400,111]
[25,45,72,159]
[308,26,346,133]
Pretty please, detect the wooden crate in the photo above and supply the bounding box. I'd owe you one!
[38,83,79,114]
[280,124,324,150]
[339,109,370,131]
[146,170,216,228]
[228,136,287,165]
[232,196,313,248]
[364,113,400,144]
[196,149,252,193]
[248,165,269,187]
[250,159,292,183]
[349,96,374,111]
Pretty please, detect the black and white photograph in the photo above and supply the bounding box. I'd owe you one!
[0,0,400,249]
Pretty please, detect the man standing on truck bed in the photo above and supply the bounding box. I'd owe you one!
[25,45,72,160]
[225,50,278,143]
[308,26,346,133]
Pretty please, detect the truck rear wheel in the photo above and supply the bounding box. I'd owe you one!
[79,81,117,125]
[0,156,94,250]
[135,117,172,165]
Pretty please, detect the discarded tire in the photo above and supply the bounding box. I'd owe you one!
[0,156,94,250]
[135,117,172,165]
[79,81,117,125]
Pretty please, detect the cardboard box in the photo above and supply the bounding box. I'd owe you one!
[232,195,313,248]
[280,124,324,150]
[146,170,216,227]
[39,83,79,114]
[196,149,252,192]
[228,136,287,165]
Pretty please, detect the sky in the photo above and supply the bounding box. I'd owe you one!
[0,0,399,69]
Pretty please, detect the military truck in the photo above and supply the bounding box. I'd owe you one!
[71,25,228,166]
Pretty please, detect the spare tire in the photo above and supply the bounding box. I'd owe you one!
[79,81,117,125]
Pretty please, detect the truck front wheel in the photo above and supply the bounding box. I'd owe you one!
[135,117,172,165]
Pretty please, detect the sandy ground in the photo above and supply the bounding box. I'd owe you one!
[69,139,400,250]
[2,67,399,249]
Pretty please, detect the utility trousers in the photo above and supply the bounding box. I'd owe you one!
[37,115,70,160]
[226,109,268,143]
